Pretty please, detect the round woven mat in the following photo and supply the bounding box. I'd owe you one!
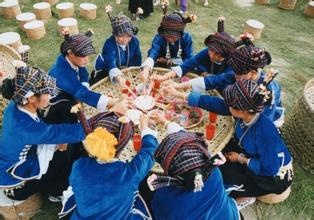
[282,79,314,175]
[0,43,21,125]
[87,67,234,173]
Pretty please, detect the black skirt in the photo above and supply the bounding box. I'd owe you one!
[128,0,153,17]
[220,139,292,198]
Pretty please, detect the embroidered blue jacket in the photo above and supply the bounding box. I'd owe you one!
[94,35,142,73]
[151,168,239,220]
[147,32,193,62]
[68,135,158,219]
[49,55,102,108]
[0,102,85,187]
[188,94,292,176]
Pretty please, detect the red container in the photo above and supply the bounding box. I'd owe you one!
[209,112,218,124]
[205,124,216,140]
[125,80,131,87]
[154,80,161,90]
[133,134,142,152]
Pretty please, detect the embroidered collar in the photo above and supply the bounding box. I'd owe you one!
[243,113,260,127]
[65,56,79,71]
[118,44,127,51]
[17,105,40,122]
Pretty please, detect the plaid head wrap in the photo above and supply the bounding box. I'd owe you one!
[227,45,271,74]
[204,32,236,58]
[111,14,138,36]
[148,131,226,192]
[223,79,265,113]
[158,13,190,38]
[88,112,134,156]
[12,66,58,105]
[60,30,96,57]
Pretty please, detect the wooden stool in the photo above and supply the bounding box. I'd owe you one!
[57,18,79,35]
[0,1,21,19]
[33,2,52,20]
[0,192,42,220]
[16,12,36,31]
[257,186,291,204]
[244,19,265,39]
[24,20,46,40]
[279,0,297,10]
[0,32,22,51]
[79,3,97,20]
[304,1,314,17]
[255,0,270,4]
[56,2,74,18]
[44,0,59,5]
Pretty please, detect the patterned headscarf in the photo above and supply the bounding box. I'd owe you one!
[227,45,272,74]
[111,14,138,36]
[204,18,236,58]
[148,131,226,192]
[12,66,58,105]
[223,79,265,113]
[60,30,96,57]
[88,112,134,156]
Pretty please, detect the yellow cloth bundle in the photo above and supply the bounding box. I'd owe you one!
[84,127,118,162]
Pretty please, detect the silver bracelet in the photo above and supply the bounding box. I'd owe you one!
[237,153,245,164]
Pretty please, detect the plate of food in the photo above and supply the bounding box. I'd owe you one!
[165,103,204,129]
[134,95,155,111]
[126,109,142,125]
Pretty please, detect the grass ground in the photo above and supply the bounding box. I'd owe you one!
[0,0,313,219]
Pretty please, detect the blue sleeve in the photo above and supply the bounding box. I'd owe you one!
[126,135,158,183]
[16,122,85,146]
[95,38,118,72]
[130,37,142,66]
[78,67,89,83]
[247,122,281,176]
[182,32,193,60]
[204,69,235,90]
[180,49,207,76]
[188,92,231,115]
[147,35,163,61]
[57,71,101,107]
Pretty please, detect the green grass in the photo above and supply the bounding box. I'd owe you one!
[1,0,314,219]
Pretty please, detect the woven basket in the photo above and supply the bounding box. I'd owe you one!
[257,186,291,203]
[0,193,42,219]
[282,79,314,175]
[0,44,21,125]
[87,67,234,173]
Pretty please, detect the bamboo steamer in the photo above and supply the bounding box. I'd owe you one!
[0,32,22,51]
[255,0,270,4]
[0,1,21,19]
[0,192,42,220]
[24,20,46,40]
[16,12,36,31]
[279,0,297,10]
[304,1,314,17]
[44,0,59,5]
[257,186,291,203]
[57,18,79,35]
[56,2,74,18]
[79,3,97,20]
[243,19,265,39]
[33,2,52,20]
[282,79,314,175]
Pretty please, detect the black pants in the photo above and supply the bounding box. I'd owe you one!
[139,175,155,216]
[89,69,108,86]
[5,151,72,201]
[220,139,292,197]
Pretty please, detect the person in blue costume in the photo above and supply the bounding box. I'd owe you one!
[140,2,195,81]
[149,16,236,82]
[164,39,285,127]
[59,112,159,219]
[169,79,293,208]
[144,110,239,220]
[90,6,142,85]
[0,63,86,203]
[45,29,117,125]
